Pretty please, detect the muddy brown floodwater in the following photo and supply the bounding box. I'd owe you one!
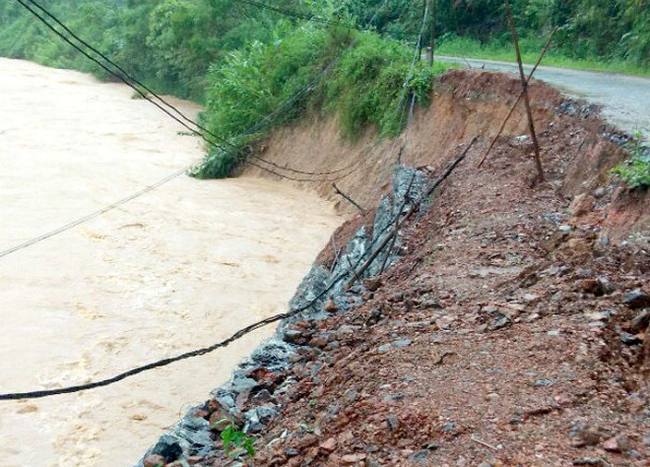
[0,58,342,467]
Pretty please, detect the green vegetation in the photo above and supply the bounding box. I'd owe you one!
[197,24,445,177]
[436,34,650,77]
[1,0,647,178]
[350,0,649,74]
[218,420,255,457]
[613,133,650,189]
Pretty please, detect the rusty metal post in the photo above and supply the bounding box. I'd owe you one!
[505,0,545,183]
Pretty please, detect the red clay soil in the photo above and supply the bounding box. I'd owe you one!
[214,108,650,466]
[189,70,650,467]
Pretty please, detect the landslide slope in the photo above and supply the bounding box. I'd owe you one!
[210,70,650,466]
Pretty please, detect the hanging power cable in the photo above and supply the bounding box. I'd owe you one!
[1,0,392,259]
[17,0,375,178]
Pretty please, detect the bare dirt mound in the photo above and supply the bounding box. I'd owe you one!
[199,70,650,467]
[232,130,649,467]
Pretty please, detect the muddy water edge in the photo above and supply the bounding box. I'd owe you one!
[0,58,342,466]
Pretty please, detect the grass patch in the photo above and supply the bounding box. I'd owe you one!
[436,34,650,77]
[612,133,650,190]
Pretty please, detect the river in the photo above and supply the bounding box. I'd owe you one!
[0,58,342,466]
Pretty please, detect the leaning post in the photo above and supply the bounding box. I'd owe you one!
[504,0,545,183]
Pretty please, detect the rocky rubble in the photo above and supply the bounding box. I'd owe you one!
[136,76,649,467]
[135,166,433,467]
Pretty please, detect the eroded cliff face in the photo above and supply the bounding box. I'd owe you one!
[138,69,649,467]
[244,69,647,242]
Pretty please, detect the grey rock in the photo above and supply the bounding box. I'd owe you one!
[383,393,406,402]
[623,289,650,309]
[490,313,511,330]
[387,416,399,431]
[230,375,257,395]
[442,422,456,433]
[572,458,612,466]
[310,362,324,376]
[410,450,429,462]
[244,406,278,433]
[534,378,555,387]
[620,332,643,346]
[593,187,606,198]
[151,433,185,462]
[251,389,273,405]
[630,309,650,333]
[216,394,235,409]
[283,329,307,345]
[392,339,413,348]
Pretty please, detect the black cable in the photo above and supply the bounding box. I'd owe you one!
[20,0,233,151]
[21,0,359,179]
[238,0,350,28]
[0,272,343,401]
[14,0,233,155]
[0,166,191,259]
[0,159,423,400]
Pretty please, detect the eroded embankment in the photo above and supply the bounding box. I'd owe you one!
[140,69,649,467]
[243,70,647,240]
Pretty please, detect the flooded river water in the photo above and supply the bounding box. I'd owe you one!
[0,58,342,466]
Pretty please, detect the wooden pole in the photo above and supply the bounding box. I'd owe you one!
[477,26,558,168]
[332,183,366,213]
[504,0,544,183]
[429,0,436,65]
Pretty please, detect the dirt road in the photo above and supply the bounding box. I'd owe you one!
[437,56,650,139]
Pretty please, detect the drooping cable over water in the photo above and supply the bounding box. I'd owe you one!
[0,138,477,401]
[23,0,360,178]
[0,166,191,259]
[16,0,390,179]
[23,0,234,150]
[14,0,230,153]
[1,0,393,259]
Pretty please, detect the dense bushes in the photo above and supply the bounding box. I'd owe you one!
[195,24,444,178]
[350,0,650,71]
[0,0,304,100]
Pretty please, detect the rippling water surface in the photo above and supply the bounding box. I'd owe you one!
[0,58,342,466]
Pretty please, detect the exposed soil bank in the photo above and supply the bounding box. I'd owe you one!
[243,70,647,240]
[156,70,650,467]
[0,58,342,467]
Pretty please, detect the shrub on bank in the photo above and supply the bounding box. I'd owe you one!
[195,25,448,178]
